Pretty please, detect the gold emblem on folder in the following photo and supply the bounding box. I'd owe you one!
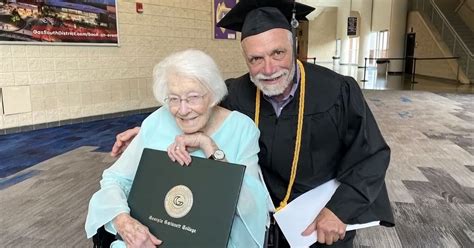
[164,185,193,218]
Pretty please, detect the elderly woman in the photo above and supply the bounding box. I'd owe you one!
[85,49,272,248]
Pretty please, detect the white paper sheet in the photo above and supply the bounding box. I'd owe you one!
[273,179,380,247]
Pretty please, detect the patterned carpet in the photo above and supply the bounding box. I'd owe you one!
[0,90,473,247]
[355,90,474,248]
[0,113,148,189]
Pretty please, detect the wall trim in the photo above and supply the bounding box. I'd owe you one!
[0,107,158,136]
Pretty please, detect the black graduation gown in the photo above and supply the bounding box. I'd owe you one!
[221,62,394,227]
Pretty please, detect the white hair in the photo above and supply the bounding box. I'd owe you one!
[152,49,227,106]
[286,29,293,47]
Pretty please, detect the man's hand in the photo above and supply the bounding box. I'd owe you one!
[301,208,347,245]
[110,127,140,157]
[114,213,162,248]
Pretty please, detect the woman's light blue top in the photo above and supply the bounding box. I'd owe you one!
[85,107,273,248]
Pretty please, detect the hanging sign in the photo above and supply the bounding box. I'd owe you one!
[347,16,358,36]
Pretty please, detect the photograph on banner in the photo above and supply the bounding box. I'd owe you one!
[0,0,118,45]
[213,0,236,40]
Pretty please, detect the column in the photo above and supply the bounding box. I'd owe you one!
[337,4,350,64]
[388,0,408,72]
[352,0,373,67]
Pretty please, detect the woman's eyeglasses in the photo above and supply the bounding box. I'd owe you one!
[164,93,207,107]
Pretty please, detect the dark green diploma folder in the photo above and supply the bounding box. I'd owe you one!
[128,148,246,248]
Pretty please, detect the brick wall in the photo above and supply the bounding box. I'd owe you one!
[0,0,247,130]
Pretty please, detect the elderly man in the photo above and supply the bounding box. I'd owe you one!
[111,1,394,247]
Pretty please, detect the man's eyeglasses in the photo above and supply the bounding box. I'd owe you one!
[164,93,207,107]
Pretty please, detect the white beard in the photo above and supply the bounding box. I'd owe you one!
[250,65,295,96]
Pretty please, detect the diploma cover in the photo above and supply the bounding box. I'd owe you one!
[127,148,245,247]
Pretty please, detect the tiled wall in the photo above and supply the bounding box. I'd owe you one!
[0,0,247,131]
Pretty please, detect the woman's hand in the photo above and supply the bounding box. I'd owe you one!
[167,133,218,166]
[113,213,162,248]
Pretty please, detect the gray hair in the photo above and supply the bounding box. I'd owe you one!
[153,49,227,106]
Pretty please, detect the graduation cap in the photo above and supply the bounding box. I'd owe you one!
[217,0,315,40]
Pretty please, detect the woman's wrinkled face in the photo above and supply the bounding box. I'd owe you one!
[166,74,213,134]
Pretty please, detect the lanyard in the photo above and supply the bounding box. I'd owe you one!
[254,60,306,211]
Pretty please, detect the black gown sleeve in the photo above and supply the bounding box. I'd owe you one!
[219,80,233,109]
[325,76,391,223]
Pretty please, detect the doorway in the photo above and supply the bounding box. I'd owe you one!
[405,33,416,74]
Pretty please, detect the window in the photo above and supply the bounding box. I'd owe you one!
[348,37,359,64]
[376,30,389,58]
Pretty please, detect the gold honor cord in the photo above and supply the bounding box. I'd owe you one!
[254,60,306,211]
